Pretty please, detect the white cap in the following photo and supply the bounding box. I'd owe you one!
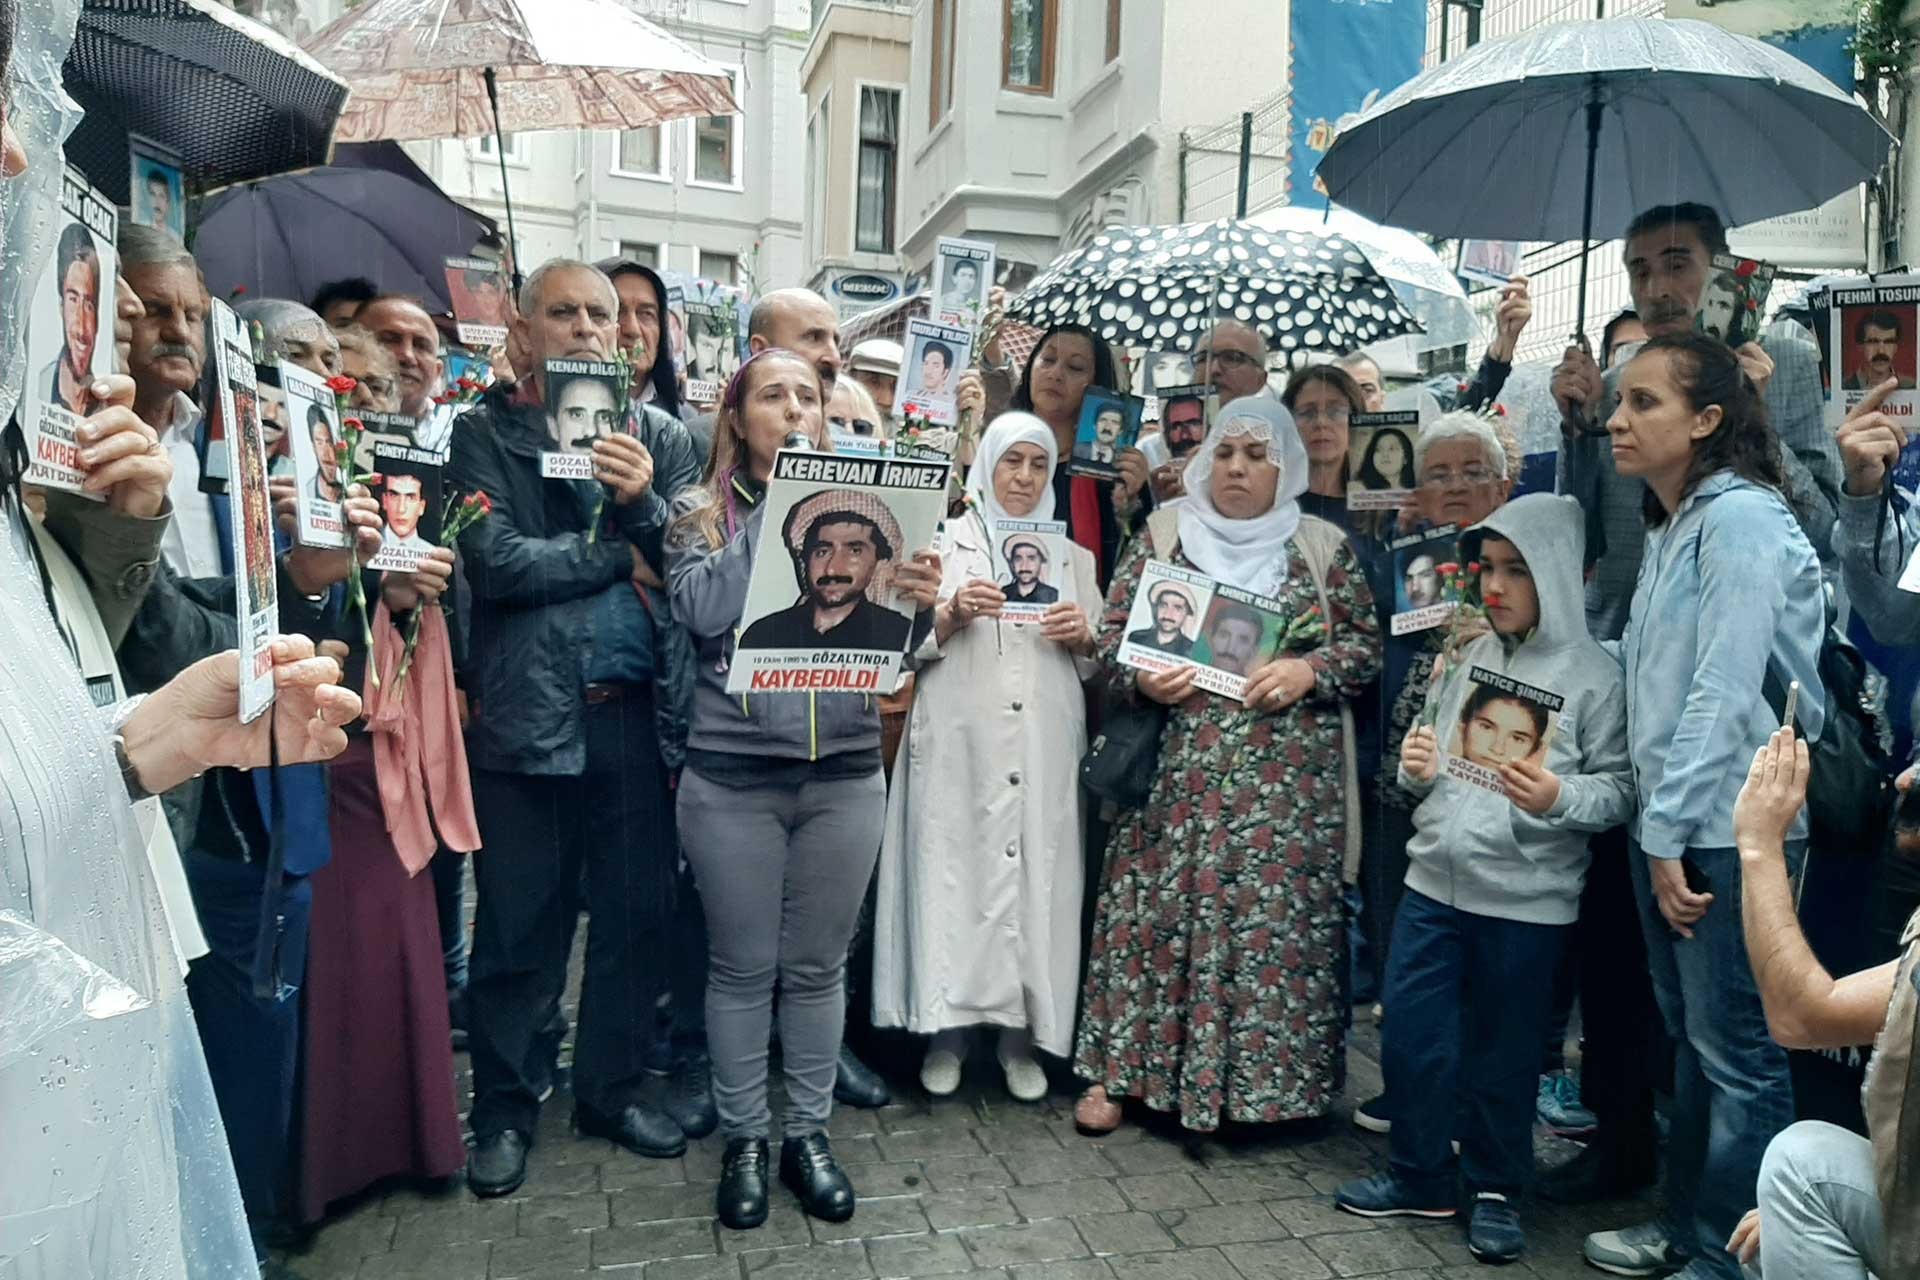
[848,338,903,377]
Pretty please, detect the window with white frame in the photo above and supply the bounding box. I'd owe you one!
[690,70,743,188]
[855,87,899,255]
[616,127,667,178]
[472,131,529,164]
[806,94,828,263]
[617,242,659,269]
[700,251,740,286]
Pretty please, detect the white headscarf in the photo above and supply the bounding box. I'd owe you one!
[964,411,1058,526]
[1175,395,1310,596]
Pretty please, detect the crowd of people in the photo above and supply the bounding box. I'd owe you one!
[5,3,1919,1275]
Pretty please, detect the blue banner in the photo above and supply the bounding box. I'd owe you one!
[1289,0,1427,209]
[1665,1,1855,90]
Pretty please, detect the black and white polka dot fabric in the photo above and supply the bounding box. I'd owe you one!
[1005,217,1423,354]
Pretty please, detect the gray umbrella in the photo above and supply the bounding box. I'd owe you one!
[1316,17,1892,337]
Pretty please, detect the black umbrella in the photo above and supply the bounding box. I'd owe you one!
[1008,218,1422,355]
[194,162,496,314]
[62,0,348,203]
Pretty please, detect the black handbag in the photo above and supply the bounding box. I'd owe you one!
[1764,629,1894,856]
[1080,699,1169,809]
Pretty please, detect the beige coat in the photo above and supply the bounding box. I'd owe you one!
[871,511,1100,1055]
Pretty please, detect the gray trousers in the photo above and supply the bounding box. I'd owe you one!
[1752,1120,1886,1279]
[678,767,885,1141]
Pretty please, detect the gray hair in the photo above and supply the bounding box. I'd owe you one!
[234,298,335,363]
[1414,410,1510,481]
[118,222,197,272]
[519,257,616,317]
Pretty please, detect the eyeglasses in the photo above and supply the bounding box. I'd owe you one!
[1291,403,1350,425]
[1419,465,1498,489]
[830,414,878,437]
[1191,349,1260,370]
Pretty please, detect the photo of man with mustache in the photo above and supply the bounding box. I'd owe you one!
[1199,599,1266,679]
[1127,580,1198,657]
[1845,309,1916,391]
[740,489,914,652]
[1001,533,1058,605]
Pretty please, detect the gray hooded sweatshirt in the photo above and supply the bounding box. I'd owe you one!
[1398,494,1634,927]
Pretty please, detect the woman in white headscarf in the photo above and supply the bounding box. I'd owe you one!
[1072,396,1381,1135]
[872,412,1102,1102]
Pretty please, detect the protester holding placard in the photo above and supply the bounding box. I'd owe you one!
[1582,332,1828,1280]
[446,258,702,1200]
[666,348,942,1230]
[1073,396,1380,1136]
[871,412,1099,1103]
[1336,494,1632,1265]
[1008,323,1127,586]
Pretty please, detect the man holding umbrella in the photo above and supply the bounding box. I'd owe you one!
[1553,202,1841,1280]
[1554,204,1839,627]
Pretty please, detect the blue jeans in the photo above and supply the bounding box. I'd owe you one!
[1753,1121,1886,1279]
[1630,843,1801,1279]
[1381,888,1567,1198]
[182,850,311,1231]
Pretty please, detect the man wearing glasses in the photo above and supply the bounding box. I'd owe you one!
[1188,320,1271,401]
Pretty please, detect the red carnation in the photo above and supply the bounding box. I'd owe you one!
[326,375,358,396]
[1736,258,1758,278]
[341,416,364,433]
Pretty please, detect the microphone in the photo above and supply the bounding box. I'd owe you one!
[784,431,815,451]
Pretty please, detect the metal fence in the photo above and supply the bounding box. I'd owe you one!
[1177,87,1291,223]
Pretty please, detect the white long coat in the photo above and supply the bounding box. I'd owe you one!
[871,511,1100,1055]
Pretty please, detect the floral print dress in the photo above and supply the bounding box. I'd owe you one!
[1074,532,1381,1131]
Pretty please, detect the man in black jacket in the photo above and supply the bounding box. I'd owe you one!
[449,257,704,1197]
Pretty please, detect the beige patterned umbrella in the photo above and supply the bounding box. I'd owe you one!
[304,0,738,278]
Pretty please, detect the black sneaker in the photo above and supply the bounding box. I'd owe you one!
[1467,1192,1525,1264]
[1352,1093,1392,1134]
[1333,1171,1454,1220]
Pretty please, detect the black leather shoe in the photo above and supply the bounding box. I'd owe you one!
[717,1137,770,1230]
[468,1129,530,1198]
[574,1102,688,1158]
[1537,1138,1657,1204]
[664,1053,719,1139]
[832,1043,891,1109]
[780,1131,855,1222]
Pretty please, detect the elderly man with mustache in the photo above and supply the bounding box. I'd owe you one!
[121,223,222,580]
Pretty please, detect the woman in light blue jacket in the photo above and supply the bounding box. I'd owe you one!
[1583,332,1827,1280]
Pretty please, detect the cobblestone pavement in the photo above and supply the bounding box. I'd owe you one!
[280,1021,1657,1280]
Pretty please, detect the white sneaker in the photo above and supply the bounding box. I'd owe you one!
[996,1028,1047,1102]
[920,1031,965,1096]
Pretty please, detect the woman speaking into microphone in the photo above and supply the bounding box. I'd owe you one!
[667,349,941,1231]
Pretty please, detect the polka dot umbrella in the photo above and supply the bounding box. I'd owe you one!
[1005,217,1423,355]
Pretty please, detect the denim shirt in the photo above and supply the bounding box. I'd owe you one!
[1622,471,1827,859]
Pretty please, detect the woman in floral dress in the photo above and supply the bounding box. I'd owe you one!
[1074,396,1381,1134]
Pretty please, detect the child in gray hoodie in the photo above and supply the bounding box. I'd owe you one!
[1335,493,1633,1265]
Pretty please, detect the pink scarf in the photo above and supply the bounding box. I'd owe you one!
[363,602,482,874]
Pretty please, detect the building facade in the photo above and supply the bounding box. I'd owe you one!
[799,0,914,318]
[399,0,809,294]
[886,0,1295,288]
